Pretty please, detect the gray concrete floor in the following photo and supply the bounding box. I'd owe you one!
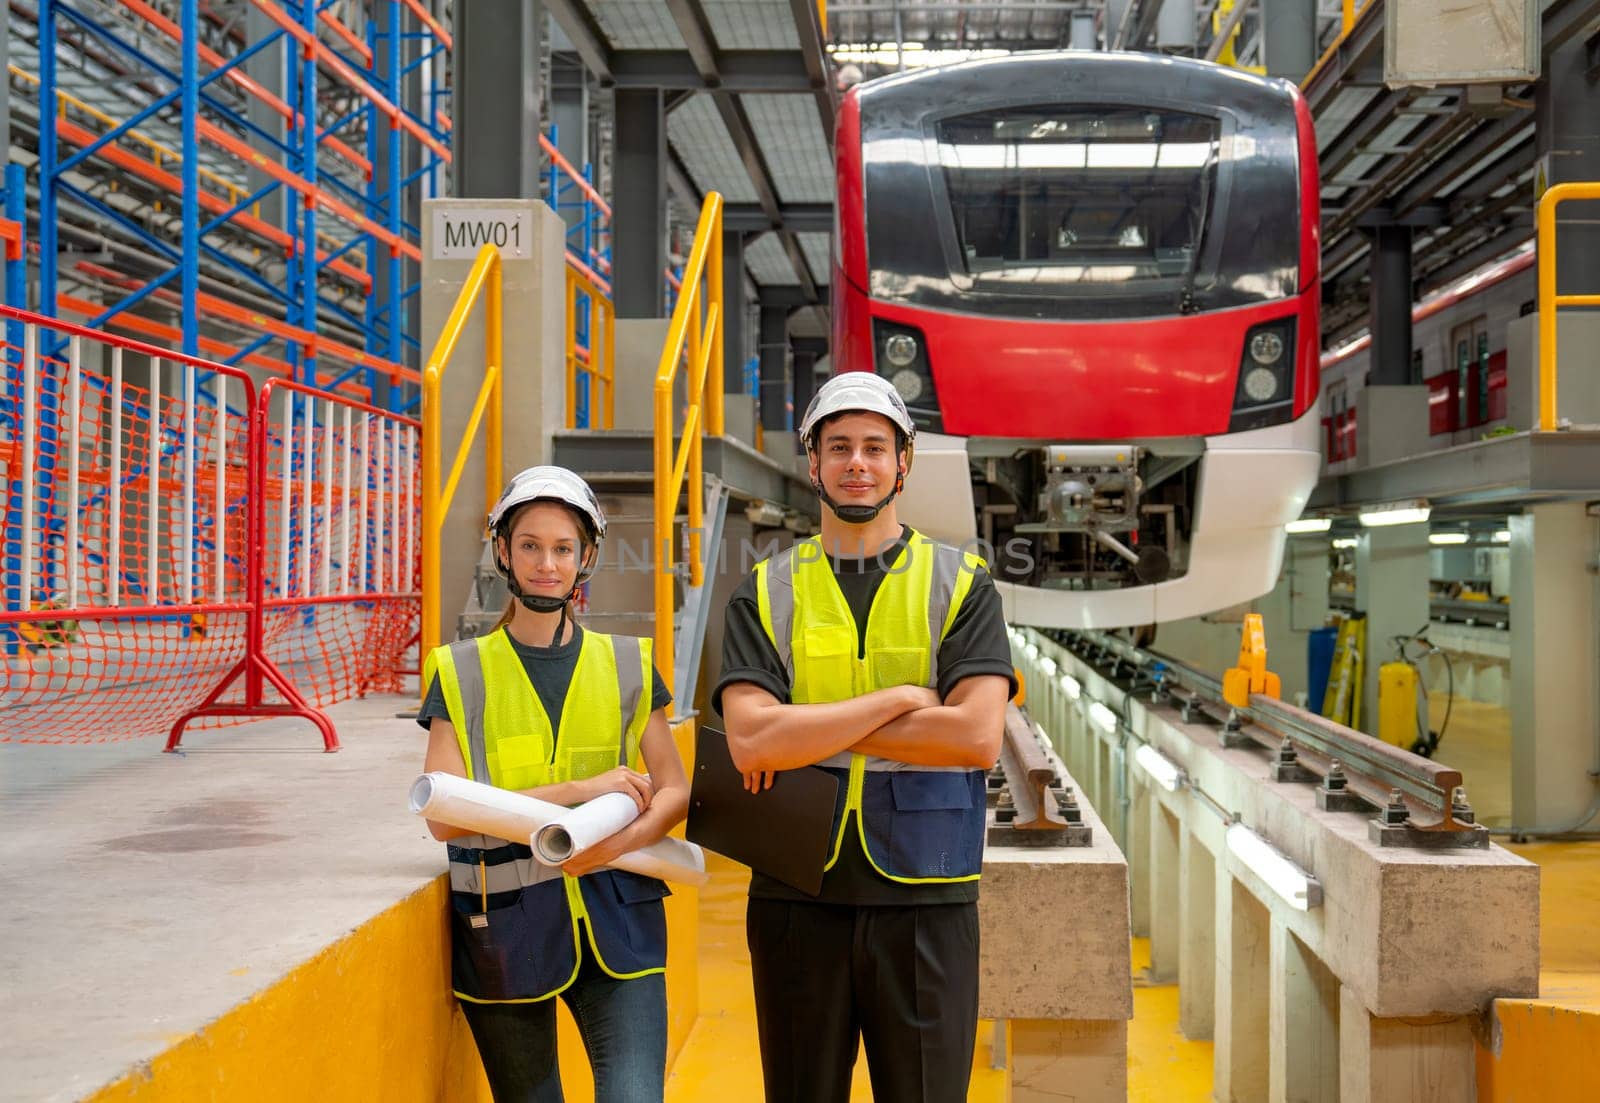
[0,694,441,1103]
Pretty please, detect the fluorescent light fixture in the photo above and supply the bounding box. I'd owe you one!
[1134,744,1185,792]
[1332,537,1359,549]
[1225,823,1323,910]
[1038,656,1058,677]
[1023,642,1040,661]
[1359,499,1431,527]
[1429,532,1470,546]
[1088,701,1118,733]
[1494,529,1511,543]
[1285,517,1333,534]
[1059,674,1082,700]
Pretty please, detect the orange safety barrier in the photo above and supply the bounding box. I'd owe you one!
[0,306,422,749]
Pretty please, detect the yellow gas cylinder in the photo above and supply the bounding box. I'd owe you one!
[1378,661,1419,748]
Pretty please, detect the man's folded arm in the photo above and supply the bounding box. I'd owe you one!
[850,674,1009,769]
[721,680,935,772]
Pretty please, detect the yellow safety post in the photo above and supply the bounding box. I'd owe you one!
[653,193,724,693]
[1222,612,1282,709]
[565,263,616,429]
[1535,181,1600,431]
[421,244,503,663]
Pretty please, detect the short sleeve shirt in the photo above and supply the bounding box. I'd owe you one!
[711,526,1016,905]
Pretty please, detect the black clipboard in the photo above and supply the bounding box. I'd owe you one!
[687,725,839,896]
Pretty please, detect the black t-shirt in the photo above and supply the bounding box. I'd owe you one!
[711,526,1016,906]
[418,625,672,740]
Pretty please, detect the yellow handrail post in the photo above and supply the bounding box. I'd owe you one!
[652,193,725,690]
[1535,181,1600,432]
[420,244,504,664]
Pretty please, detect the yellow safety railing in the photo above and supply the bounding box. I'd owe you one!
[421,244,503,660]
[653,193,724,691]
[565,264,616,429]
[1536,181,1600,432]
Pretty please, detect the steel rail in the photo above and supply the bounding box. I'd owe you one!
[1059,629,1473,828]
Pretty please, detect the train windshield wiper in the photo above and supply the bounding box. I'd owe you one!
[1178,151,1217,315]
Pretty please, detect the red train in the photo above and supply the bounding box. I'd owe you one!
[831,53,1323,627]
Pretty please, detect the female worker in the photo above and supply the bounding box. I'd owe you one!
[418,465,687,1102]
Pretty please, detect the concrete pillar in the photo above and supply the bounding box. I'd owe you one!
[1127,778,1151,938]
[724,234,748,394]
[1338,986,1475,1103]
[614,90,667,319]
[1010,1020,1126,1102]
[1215,873,1270,1102]
[1366,224,1414,386]
[454,0,542,199]
[757,306,789,431]
[790,345,819,429]
[1355,524,1431,738]
[420,199,566,646]
[1157,0,1196,52]
[1177,831,1215,1039]
[1536,33,1600,297]
[1262,0,1317,82]
[1069,10,1098,49]
[1148,801,1181,982]
[1510,502,1600,829]
[1269,919,1339,1103]
[244,4,286,228]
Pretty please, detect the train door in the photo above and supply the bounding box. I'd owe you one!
[1450,316,1489,430]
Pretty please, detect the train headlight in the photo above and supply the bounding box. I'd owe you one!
[890,368,924,403]
[1249,331,1285,366]
[1243,367,1279,402]
[884,333,919,368]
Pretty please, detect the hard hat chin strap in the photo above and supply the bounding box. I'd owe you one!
[812,470,906,525]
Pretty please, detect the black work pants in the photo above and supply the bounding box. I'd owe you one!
[746,897,980,1103]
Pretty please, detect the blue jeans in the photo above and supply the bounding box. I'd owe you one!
[460,949,667,1103]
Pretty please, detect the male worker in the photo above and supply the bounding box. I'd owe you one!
[713,372,1015,1102]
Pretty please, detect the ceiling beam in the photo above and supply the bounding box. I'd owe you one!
[667,0,819,302]
[787,0,838,149]
[545,0,614,82]
[608,50,816,91]
[1389,114,1532,220]
[723,202,833,233]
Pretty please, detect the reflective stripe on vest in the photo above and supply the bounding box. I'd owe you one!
[756,531,986,883]
[422,629,664,1000]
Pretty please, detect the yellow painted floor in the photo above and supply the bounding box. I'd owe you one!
[667,856,1212,1100]
[1426,692,1513,827]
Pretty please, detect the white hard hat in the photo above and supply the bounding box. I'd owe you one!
[488,465,606,541]
[799,371,916,449]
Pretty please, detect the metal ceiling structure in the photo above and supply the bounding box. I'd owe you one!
[546,0,1597,347]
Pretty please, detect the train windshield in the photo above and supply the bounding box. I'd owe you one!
[861,98,1300,320]
[938,107,1219,293]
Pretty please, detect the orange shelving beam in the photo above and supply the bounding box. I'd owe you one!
[249,0,453,165]
[402,0,452,51]
[54,116,372,292]
[117,0,371,178]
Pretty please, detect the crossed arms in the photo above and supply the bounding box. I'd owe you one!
[721,674,1010,773]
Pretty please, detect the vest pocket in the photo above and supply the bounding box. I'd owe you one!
[872,771,979,879]
[869,646,929,691]
[450,883,574,1001]
[489,737,552,791]
[799,625,856,696]
[563,747,623,782]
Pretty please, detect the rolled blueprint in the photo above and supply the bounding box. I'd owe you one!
[533,791,640,866]
[409,772,708,886]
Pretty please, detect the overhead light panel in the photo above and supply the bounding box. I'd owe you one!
[1494,529,1511,543]
[1059,674,1081,700]
[1088,701,1119,733]
[1359,499,1431,527]
[1225,823,1323,910]
[1332,537,1359,549]
[1429,532,1470,545]
[1039,656,1058,677]
[1285,517,1332,534]
[1134,744,1185,792]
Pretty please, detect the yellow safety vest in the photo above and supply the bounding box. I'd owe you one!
[423,628,667,1002]
[757,531,987,884]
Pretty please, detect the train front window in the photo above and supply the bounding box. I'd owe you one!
[936,107,1220,292]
